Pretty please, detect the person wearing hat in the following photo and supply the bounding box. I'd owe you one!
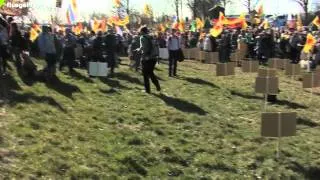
[138,26,161,94]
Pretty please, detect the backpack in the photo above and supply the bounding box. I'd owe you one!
[145,35,159,58]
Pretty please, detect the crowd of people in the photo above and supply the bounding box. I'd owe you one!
[1,14,320,94]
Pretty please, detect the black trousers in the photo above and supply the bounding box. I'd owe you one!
[142,60,161,93]
[169,50,179,76]
[45,53,57,76]
[61,47,75,71]
[0,45,8,74]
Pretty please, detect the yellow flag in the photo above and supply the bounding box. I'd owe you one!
[195,18,204,30]
[303,33,316,53]
[143,4,153,17]
[312,16,320,28]
[30,28,39,42]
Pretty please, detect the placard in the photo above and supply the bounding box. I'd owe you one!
[255,77,279,94]
[258,68,277,77]
[159,48,169,59]
[242,60,259,73]
[89,62,108,77]
[261,112,297,137]
[182,49,190,60]
[285,63,301,76]
[303,73,320,88]
[189,48,199,59]
[197,51,205,62]
[216,62,235,76]
[204,52,218,64]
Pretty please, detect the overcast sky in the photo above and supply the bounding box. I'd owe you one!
[27,0,319,23]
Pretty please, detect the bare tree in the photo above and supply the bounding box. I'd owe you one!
[243,0,252,13]
[292,0,310,24]
[220,0,233,8]
[187,0,219,19]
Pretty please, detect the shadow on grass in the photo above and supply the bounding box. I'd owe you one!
[68,70,94,83]
[230,90,308,109]
[289,161,320,180]
[99,77,131,90]
[8,92,66,112]
[0,75,66,112]
[114,72,143,85]
[230,90,263,100]
[99,88,120,94]
[153,94,207,115]
[297,117,319,128]
[183,77,220,88]
[45,76,82,100]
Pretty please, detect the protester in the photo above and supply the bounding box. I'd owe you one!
[0,19,9,76]
[60,28,77,73]
[139,26,161,94]
[10,23,23,67]
[38,26,57,79]
[167,29,181,77]
[104,29,117,75]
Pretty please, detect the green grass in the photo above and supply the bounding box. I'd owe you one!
[1,58,320,179]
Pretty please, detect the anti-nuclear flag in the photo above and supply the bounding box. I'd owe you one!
[29,27,39,42]
[195,18,204,30]
[113,0,121,8]
[210,12,224,37]
[179,20,185,32]
[143,4,153,17]
[312,16,320,29]
[303,33,316,53]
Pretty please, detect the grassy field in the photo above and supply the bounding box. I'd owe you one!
[0,57,320,179]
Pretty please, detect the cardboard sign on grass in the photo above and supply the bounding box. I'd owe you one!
[270,58,288,70]
[189,48,198,59]
[197,51,205,62]
[216,62,235,76]
[258,68,277,77]
[261,112,297,137]
[285,63,301,76]
[255,77,279,94]
[303,72,320,88]
[182,49,190,60]
[242,60,259,73]
[204,52,218,64]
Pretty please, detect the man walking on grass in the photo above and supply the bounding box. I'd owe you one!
[139,26,161,94]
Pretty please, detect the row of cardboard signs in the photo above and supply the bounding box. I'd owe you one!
[183,49,320,140]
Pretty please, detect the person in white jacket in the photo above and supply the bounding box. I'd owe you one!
[203,34,212,52]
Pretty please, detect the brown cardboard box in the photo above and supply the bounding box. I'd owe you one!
[211,52,219,64]
[189,48,198,59]
[182,49,190,59]
[242,60,259,73]
[197,51,205,61]
[270,58,288,69]
[216,62,235,76]
[285,63,301,76]
[204,52,219,64]
[303,73,320,88]
[255,77,279,94]
[261,112,297,137]
[258,68,277,77]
